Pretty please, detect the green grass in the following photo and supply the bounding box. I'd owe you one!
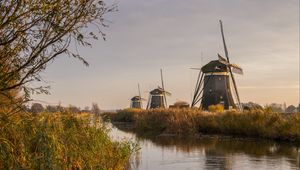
[0,111,136,169]
[104,108,300,142]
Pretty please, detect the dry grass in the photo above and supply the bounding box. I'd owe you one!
[0,111,135,169]
[105,108,300,141]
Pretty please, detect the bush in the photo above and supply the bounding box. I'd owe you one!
[208,104,224,112]
[105,108,142,122]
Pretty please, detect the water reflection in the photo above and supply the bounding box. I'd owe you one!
[110,123,300,170]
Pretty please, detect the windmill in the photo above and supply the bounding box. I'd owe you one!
[146,69,171,109]
[191,20,243,110]
[130,84,145,109]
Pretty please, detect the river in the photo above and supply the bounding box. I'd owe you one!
[108,123,300,170]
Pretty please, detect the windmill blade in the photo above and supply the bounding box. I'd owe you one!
[138,83,141,98]
[160,69,165,90]
[146,95,151,109]
[219,53,243,75]
[190,68,201,70]
[230,64,243,75]
[163,90,172,96]
[219,20,242,111]
[138,83,144,108]
[218,53,229,64]
[160,69,168,107]
[231,67,243,75]
[219,20,230,62]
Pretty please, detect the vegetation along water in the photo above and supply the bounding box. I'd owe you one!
[103,108,300,142]
[0,112,136,169]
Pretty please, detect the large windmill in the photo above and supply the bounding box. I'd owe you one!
[146,69,171,109]
[191,20,243,110]
[130,84,145,109]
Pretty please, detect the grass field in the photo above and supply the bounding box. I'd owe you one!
[0,111,135,169]
[103,108,300,142]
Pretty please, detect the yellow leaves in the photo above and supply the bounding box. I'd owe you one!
[208,104,224,113]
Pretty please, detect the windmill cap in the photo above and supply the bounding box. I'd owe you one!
[150,88,165,95]
[201,60,228,73]
[131,96,141,101]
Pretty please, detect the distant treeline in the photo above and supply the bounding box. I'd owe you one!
[27,102,101,115]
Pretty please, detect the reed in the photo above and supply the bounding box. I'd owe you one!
[0,111,135,169]
[106,108,300,141]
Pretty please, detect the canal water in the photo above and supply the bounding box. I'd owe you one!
[108,123,300,170]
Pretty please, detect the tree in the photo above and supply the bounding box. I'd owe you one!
[267,103,283,113]
[0,0,115,105]
[31,103,44,114]
[91,103,101,116]
[67,105,80,113]
[84,106,90,111]
[286,105,296,113]
[242,102,263,110]
[45,105,58,113]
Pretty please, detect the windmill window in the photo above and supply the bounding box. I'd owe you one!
[209,89,212,92]
[219,77,222,80]
[220,96,223,99]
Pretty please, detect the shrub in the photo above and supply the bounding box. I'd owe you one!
[108,108,142,122]
[208,104,224,112]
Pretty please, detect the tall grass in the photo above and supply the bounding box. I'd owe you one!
[105,108,300,141]
[0,111,135,169]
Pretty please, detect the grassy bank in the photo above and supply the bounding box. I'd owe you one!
[0,111,135,169]
[103,108,300,142]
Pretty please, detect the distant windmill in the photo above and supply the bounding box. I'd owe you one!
[191,20,243,110]
[130,84,145,109]
[147,69,171,109]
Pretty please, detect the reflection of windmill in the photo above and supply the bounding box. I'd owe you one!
[191,20,243,110]
[130,84,145,109]
[146,69,171,109]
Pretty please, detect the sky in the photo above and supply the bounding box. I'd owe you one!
[33,0,299,109]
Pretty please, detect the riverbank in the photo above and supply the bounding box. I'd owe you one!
[0,112,135,169]
[102,108,300,142]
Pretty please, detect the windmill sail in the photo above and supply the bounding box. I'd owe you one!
[219,20,242,110]
[160,69,168,107]
[218,54,243,75]
[230,64,243,75]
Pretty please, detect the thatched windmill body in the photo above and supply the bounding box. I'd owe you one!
[191,20,243,110]
[130,84,145,109]
[147,69,171,109]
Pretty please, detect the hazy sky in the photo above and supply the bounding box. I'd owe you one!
[33,0,299,109]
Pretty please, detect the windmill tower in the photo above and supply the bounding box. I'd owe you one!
[191,20,243,110]
[130,84,144,109]
[147,69,171,109]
